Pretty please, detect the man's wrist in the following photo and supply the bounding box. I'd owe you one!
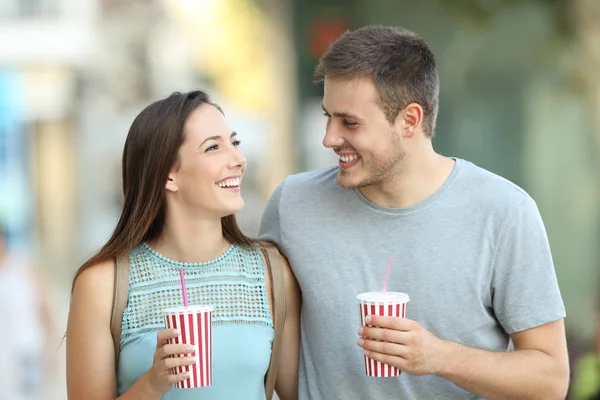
[431,338,457,376]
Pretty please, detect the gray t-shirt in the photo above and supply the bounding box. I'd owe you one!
[259,158,565,400]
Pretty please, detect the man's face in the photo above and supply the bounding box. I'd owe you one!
[322,77,405,189]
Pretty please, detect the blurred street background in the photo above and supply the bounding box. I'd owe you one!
[0,0,598,399]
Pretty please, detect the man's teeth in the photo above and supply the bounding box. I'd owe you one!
[340,154,360,163]
[217,177,240,188]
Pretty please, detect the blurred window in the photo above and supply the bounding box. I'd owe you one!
[0,0,59,19]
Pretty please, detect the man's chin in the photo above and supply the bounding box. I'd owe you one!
[336,171,362,190]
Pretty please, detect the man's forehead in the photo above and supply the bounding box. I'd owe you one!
[323,82,379,116]
[324,76,375,90]
[324,77,377,100]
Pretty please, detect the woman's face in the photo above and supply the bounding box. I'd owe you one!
[165,104,247,218]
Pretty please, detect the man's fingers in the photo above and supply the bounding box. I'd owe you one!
[359,337,409,358]
[365,315,418,331]
[363,349,408,371]
[360,325,416,345]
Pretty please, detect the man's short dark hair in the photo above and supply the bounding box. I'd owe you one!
[314,25,440,137]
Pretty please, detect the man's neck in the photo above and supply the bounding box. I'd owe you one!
[358,152,455,209]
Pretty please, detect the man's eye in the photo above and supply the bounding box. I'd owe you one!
[344,120,358,128]
[323,112,331,118]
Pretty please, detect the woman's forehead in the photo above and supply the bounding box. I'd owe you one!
[184,105,231,141]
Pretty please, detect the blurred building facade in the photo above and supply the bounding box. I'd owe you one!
[0,0,95,272]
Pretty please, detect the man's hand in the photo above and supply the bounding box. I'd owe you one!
[357,315,445,376]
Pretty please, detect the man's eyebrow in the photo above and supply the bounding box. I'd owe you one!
[321,104,362,120]
[199,132,237,147]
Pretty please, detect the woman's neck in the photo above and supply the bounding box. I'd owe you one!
[149,214,230,264]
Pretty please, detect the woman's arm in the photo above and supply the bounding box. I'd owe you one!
[274,255,301,400]
[66,260,160,400]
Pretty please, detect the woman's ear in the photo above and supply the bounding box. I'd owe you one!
[165,171,179,192]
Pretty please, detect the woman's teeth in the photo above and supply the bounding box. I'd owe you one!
[217,177,240,188]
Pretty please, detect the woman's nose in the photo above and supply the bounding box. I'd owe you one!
[229,148,246,169]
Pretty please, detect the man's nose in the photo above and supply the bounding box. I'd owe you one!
[323,123,344,149]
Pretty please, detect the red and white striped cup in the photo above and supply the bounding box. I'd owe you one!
[357,292,410,378]
[161,305,213,388]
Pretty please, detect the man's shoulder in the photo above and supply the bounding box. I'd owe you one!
[457,159,535,209]
[280,165,340,194]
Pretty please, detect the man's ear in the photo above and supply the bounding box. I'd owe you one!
[396,102,423,139]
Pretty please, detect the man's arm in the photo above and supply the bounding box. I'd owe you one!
[359,316,569,400]
[258,182,284,244]
[437,319,569,399]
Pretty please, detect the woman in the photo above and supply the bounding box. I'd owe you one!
[66,90,300,400]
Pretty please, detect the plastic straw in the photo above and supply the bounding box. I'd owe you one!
[381,257,394,293]
[179,269,189,307]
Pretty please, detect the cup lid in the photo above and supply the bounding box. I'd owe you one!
[356,292,410,303]
[161,305,213,315]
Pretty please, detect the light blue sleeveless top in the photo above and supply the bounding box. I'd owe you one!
[117,243,274,399]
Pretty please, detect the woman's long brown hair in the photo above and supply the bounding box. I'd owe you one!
[71,90,261,292]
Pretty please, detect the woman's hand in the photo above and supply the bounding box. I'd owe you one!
[145,329,196,396]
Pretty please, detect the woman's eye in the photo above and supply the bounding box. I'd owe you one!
[232,140,241,147]
[206,145,218,152]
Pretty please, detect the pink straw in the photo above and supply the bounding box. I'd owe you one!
[381,257,394,293]
[179,269,189,307]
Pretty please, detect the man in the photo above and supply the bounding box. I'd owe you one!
[259,26,569,399]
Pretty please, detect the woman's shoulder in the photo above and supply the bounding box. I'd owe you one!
[76,259,115,287]
[72,259,116,315]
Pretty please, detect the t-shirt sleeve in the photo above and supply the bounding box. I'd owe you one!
[491,196,566,335]
[258,181,284,247]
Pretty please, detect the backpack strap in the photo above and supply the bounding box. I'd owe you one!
[110,252,130,369]
[262,246,287,400]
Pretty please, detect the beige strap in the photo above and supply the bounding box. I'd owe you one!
[110,252,130,368]
[263,246,287,400]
